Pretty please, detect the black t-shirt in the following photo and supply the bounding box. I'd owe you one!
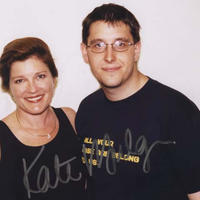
[0,108,87,200]
[75,78,200,200]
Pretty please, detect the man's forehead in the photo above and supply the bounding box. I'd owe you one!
[88,20,132,39]
[90,20,130,29]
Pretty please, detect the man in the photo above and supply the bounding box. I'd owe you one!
[75,3,200,200]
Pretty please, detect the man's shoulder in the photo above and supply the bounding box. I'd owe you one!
[76,89,104,129]
[150,78,199,114]
[79,88,104,107]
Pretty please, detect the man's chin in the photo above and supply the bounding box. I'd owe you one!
[100,82,122,89]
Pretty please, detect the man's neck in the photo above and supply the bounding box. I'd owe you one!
[103,72,149,102]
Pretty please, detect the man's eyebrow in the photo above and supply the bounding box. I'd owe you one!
[88,37,131,45]
[114,37,130,42]
[88,39,104,45]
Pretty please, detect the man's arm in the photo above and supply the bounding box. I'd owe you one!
[188,191,200,200]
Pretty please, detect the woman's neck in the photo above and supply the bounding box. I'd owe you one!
[15,106,54,130]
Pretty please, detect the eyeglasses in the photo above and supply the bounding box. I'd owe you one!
[87,40,134,53]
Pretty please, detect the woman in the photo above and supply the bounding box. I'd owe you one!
[0,37,87,199]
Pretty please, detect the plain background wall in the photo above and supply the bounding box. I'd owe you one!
[0,0,199,119]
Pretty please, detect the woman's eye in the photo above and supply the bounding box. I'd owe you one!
[14,79,24,84]
[37,74,46,79]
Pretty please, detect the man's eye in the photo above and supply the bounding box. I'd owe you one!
[15,79,24,84]
[94,42,105,48]
[115,41,126,47]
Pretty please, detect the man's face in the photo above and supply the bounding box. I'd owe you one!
[81,21,141,89]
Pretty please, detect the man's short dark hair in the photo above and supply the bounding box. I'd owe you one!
[0,37,58,93]
[82,3,141,45]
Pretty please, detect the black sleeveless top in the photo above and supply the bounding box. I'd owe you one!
[0,108,87,200]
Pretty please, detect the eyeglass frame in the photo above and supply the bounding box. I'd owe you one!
[86,39,135,53]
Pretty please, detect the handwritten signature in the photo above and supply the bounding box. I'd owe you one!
[82,128,176,175]
[23,146,82,199]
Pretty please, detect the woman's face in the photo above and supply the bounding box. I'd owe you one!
[9,56,56,115]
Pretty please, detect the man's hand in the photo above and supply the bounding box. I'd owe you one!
[188,191,200,200]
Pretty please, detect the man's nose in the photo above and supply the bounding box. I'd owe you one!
[104,44,116,63]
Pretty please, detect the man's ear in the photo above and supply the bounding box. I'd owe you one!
[134,41,141,62]
[80,43,89,64]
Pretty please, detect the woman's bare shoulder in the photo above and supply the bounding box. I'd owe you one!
[1,112,16,128]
